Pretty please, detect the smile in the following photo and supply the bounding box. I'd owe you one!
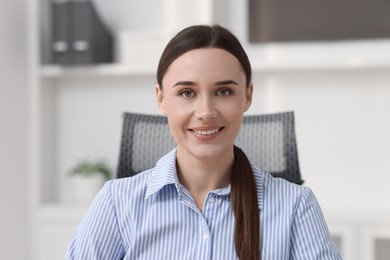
[192,128,222,136]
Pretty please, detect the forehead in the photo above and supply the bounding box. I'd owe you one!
[163,48,245,82]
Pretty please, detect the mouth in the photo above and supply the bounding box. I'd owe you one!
[190,127,223,136]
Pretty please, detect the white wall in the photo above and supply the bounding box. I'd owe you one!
[250,70,390,211]
[53,77,161,203]
[0,0,28,259]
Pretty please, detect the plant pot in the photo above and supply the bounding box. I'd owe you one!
[71,174,106,205]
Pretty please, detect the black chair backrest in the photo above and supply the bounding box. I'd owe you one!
[117,111,303,185]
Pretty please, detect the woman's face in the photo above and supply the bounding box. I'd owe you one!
[156,48,252,160]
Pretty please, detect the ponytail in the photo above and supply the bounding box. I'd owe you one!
[231,146,260,259]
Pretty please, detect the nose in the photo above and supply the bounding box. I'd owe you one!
[195,95,218,121]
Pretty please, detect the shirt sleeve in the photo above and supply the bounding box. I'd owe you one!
[65,181,125,260]
[290,187,343,260]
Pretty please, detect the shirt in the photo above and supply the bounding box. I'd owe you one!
[65,149,342,259]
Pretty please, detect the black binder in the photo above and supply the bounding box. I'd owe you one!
[51,1,71,64]
[51,0,113,65]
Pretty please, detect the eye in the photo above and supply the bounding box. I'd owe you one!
[217,88,232,96]
[179,89,195,98]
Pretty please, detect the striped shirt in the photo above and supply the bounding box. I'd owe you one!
[65,149,342,259]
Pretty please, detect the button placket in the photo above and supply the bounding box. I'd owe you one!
[198,216,212,260]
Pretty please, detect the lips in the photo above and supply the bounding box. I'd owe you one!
[190,127,223,136]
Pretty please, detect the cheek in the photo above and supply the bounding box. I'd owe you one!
[165,102,188,130]
[162,96,178,113]
[219,103,242,119]
[230,111,244,129]
[222,98,247,116]
[165,101,186,119]
[220,101,246,131]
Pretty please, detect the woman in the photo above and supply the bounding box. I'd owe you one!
[66,25,342,259]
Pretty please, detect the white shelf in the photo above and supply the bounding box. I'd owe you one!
[40,63,156,78]
[246,38,390,73]
[39,60,390,80]
[252,62,390,73]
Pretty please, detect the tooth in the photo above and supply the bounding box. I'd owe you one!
[205,129,216,135]
[193,128,220,135]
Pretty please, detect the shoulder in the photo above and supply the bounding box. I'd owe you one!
[108,168,153,201]
[108,149,177,198]
[250,166,342,258]
[252,165,310,211]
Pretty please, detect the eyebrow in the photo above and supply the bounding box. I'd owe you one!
[215,80,239,86]
[171,80,239,88]
[172,81,195,88]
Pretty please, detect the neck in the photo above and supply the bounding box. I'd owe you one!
[176,146,234,212]
[176,146,234,194]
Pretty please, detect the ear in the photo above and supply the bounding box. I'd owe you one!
[156,84,167,115]
[244,83,253,112]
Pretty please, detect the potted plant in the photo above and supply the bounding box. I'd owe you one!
[68,160,112,204]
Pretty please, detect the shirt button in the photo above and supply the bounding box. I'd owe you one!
[202,234,209,240]
[208,197,215,204]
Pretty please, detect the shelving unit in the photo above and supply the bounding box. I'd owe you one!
[29,1,222,258]
[29,0,390,259]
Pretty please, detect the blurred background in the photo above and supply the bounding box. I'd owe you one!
[1,0,390,259]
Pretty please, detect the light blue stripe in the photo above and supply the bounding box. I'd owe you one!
[65,149,342,259]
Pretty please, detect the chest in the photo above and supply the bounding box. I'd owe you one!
[125,193,237,260]
[119,188,293,260]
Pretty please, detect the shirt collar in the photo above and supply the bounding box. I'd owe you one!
[145,148,179,199]
[144,148,265,211]
[251,163,265,211]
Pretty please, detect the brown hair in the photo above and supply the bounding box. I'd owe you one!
[157,25,260,259]
[157,25,251,88]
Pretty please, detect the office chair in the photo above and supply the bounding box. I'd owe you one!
[117,111,303,185]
